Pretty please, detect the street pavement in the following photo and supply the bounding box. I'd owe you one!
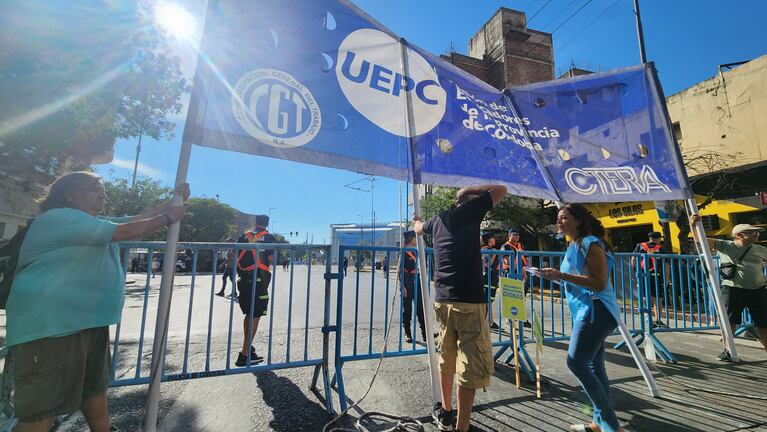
[2,265,767,431]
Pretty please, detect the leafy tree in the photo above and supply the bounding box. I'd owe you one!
[0,0,187,181]
[103,175,172,217]
[420,186,458,220]
[489,197,558,250]
[179,198,237,242]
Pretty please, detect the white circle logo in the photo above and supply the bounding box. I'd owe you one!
[232,69,321,148]
[336,29,446,137]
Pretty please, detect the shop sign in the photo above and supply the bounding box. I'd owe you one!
[608,204,643,219]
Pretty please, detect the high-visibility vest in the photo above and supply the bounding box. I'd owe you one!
[237,229,271,272]
[482,245,499,271]
[502,241,527,271]
[637,241,660,271]
[403,251,417,274]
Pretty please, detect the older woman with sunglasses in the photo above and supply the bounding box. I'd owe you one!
[7,171,188,432]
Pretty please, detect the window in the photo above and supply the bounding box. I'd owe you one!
[701,215,720,231]
[0,222,6,240]
[672,122,683,142]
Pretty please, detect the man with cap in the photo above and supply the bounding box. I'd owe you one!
[401,230,427,343]
[690,217,767,361]
[414,184,507,432]
[234,214,276,366]
[632,231,667,327]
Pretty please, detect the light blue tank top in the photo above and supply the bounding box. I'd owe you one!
[560,235,621,323]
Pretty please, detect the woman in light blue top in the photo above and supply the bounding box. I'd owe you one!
[539,203,624,432]
[9,172,188,432]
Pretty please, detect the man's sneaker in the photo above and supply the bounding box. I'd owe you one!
[716,351,732,362]
[235,352,264,367]
[523,320,532,328]
[489,322,500,330]
[432,402,454,431]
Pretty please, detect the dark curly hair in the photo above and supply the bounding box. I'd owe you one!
[560,203,611,250]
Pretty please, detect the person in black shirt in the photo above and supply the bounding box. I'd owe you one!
[235,214,276,367]
[414,184,507,432]
[401,231,426,343]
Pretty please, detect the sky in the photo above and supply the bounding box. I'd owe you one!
[98,0,767,244]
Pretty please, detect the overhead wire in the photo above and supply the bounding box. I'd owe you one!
[555,0,621,52]
[551,0,593,34]
[540,0,579,31]
[526,0,553,25]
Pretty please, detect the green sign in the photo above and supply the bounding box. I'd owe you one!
[501,277,526,321]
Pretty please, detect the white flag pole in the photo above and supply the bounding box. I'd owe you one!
[502,90,661,397]
[645,64,739,361]
[400,38,442,405]
[140,3,212,427]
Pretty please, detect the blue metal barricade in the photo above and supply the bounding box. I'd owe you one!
[110,241,334,412]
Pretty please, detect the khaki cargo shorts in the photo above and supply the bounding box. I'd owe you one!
[434,302,494,389]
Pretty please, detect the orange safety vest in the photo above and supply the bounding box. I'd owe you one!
[637,241,660,271]
[403,251,417,274]
[237,229,271,272]
[502,241,527,271]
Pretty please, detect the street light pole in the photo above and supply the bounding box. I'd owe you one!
[632,0,648,64]
[131,134,143,187]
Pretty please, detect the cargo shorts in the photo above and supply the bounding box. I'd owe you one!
[434,302,495,389]
[13,327,111,422]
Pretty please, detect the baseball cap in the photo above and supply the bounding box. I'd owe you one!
[648,231,662,238]
[507,228,520,235]
[732,224,764,236]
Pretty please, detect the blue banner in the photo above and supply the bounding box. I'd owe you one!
[183,0,687,203]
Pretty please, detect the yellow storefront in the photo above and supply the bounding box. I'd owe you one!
[586,196,766,253]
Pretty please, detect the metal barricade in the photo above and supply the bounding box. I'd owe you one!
[111,241,334,411]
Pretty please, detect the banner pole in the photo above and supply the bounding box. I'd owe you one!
[502,89,661,397]
[400,38,442,406]
[140,140,191,432]
[645,64,739,361]
[139,3,214,427]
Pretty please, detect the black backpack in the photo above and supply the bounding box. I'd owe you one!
[0,223,31,309]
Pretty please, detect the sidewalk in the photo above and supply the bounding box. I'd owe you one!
[37,327,767,431]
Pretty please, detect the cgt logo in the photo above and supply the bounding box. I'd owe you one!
[232,69,321,148]
[336,28,446,137]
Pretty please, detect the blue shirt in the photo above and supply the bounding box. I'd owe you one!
[7,208,125,346]
[560,235,621,323]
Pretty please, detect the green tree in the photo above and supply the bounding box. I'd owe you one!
[420,186,458,220]
[488,197,558,250]
[179,198,237,242]
[103,175,172,217]
[0,0,187,178]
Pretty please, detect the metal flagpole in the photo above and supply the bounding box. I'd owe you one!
[502,90,661,397]
[400,37,441,405]
[646,64,739,361]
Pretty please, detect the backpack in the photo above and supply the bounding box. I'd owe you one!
[0,223,31,309]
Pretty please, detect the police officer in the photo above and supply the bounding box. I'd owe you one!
[501,228,527,278]
[235,214,276,366]
[501,228,532,328]
[401,231,426,343]
[632,231,666,327]
[482,232,500,330]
